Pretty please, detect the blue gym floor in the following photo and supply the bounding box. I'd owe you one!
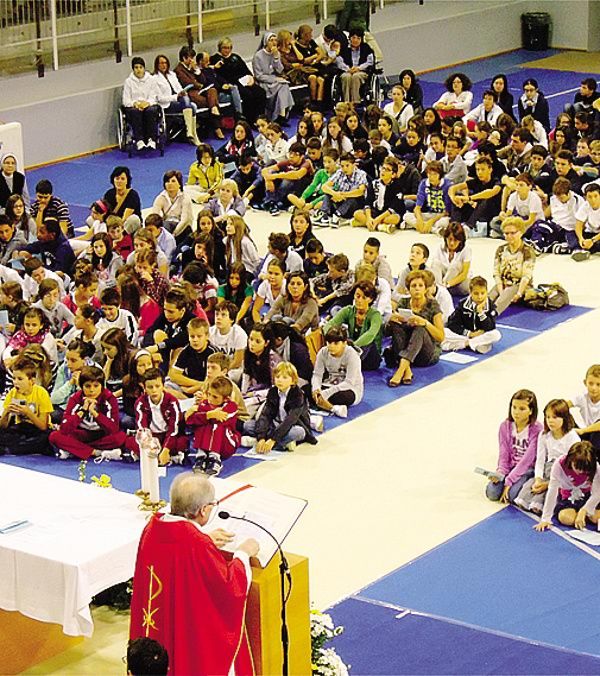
[329,508,600,674]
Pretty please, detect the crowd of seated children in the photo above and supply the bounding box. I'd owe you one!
[3,50,599,471]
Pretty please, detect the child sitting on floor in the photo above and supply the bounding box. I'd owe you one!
[242,361,316,454]
[516,399,580,514]
[130,367,187,466]
[186,375,240,475]
[443,277,501,354]
[312,326,363,419]
[49,365,126,461]
[0,356,53,456]
[535,441,600,532]
[486,389,542,504]
[167,317,215,397]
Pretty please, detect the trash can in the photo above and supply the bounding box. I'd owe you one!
[521,12,552,51]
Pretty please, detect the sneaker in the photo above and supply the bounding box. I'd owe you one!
[285,440,297,452]
[192,451,208,473]
[240,435,256,448]
[146,139,156,150]
[337,217,352,227]
[136,140,146,151]
[310,414,324,432]
[331,404,348,418]
[572,249,590,261]
[56,449,70,460]
[551,242,569,255]
[329,214,340,228]
[312,211,330,226]
[204,453,222,476]
[171,451,186,466]
[270,204,281,216]
[441,338,468,352]
[100,448,122,461]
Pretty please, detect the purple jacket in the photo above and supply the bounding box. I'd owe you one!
[497,419,543,486]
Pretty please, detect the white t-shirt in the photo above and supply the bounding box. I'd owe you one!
[575,201,600,233]
[209,324,248,356]
[534,429,580,478]
[572,392,600,426]
[431,243,472,281]
[256,278,286,307]
[434,284,455,324]
[383,101,414,131]
[512,423,530,462]
[550,192,584,231]
[507,191,544,221]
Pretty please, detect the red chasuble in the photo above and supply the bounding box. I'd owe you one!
[129,514,254,675]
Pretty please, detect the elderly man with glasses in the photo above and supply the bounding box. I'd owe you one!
[130,472,259,675]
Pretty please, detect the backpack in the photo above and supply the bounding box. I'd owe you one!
[524,283,569,311]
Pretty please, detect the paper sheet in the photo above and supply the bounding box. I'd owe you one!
[567,529,600,546]
[242,449,287,461]
[440,352,478,364]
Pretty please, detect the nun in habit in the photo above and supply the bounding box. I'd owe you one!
[252,32,294,124]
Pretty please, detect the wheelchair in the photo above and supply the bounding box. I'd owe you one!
[117,105,167,157]
[329,65,383,108]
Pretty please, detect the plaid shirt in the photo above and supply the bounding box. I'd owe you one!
[329,167,368,193]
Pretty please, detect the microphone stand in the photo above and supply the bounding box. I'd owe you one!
[219,511,292,676]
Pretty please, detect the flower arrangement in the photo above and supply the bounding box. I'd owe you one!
[311,609,349,675]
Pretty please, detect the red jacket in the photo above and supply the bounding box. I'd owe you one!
[134,391,184,451]
[61,388,120,434]
[187,399,240,458]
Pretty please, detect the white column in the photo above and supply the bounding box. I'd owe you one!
[50,0,59,70]
[323,0,328,21]
[125,0,133,57]
[198,0,203,43]
[265,0,271,30]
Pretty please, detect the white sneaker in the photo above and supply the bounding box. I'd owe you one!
[100,448,122,461]
[56,449,70,460]
[338,217,352,227]
[146,139,156,150]
[171,451,185,465]
[310,414,324,432]
[136,140,146,151]
[331,404,348,418]
[441,338,468,352]
[329,214,340,228]
[240,435,256,447]
[471,342,492,354]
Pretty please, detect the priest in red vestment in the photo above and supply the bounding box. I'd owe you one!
[129,472,259,675]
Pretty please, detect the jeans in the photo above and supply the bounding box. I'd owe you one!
[242,419,306,448]
[486,469,534,503]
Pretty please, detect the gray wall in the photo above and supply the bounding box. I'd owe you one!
[1,0,597,167]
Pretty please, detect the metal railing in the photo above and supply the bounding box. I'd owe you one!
[0,0,401,77]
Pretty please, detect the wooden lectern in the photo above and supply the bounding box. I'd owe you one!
[246,552,311,676]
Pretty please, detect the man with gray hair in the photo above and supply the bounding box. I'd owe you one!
[130,472,259,675]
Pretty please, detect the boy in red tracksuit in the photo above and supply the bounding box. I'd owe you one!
[50,365,126,460]
[130,368,188,465]
[185,375,240,476]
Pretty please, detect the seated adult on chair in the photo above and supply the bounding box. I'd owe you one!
[153,54,200,146]
[336,27,374,104]
[210,37,267,124]
[252,32,294,124]
[175,46,224,140]
[122,57,161,151]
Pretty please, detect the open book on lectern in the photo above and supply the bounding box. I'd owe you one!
[200,477,307,568]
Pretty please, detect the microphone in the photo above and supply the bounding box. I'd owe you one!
[218,510,291,676]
